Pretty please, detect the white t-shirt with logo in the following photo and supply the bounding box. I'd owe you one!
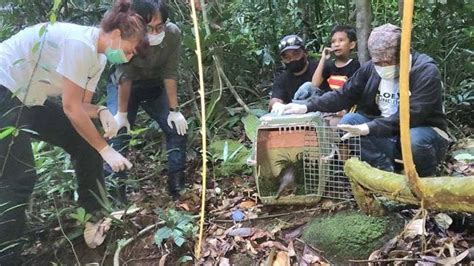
[376,79,400,117]
[0,22,106,106]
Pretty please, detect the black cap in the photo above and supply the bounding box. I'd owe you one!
[278,35,305,54]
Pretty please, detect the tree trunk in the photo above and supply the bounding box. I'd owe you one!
[344,158,474,214]
[355,0,372,63]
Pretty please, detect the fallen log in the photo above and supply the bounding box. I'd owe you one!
[344,158,474,214]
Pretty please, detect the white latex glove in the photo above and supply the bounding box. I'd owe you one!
[98,108,119,139]
[282,103,308,115]
[99,145,133,172]
[114,112,130,132]
[337,124,370,141]
[270,102,285,116]
[167,111,188,136]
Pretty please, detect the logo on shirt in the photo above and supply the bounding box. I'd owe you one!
[327,75,348,90]
[377,92,399,105]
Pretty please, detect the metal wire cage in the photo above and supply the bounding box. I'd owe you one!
[254,113,360,205]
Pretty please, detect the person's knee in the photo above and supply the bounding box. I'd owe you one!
[410,128,436,157]
[339,113,369,125]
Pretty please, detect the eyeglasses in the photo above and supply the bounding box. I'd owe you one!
[147,22,166,34]
[278,35,304,52]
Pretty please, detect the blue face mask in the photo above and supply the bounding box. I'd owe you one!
[105,39,128,64]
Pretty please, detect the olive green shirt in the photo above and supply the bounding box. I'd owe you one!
[112,22,181,86]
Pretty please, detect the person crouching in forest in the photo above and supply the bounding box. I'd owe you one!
[269,35,320,115]
[0,0,147,262]
[104,0,188,201]
[279,24,450,177]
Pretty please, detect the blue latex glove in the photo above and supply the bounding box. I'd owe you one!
[292,82,324,104]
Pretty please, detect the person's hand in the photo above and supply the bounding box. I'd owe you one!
[293,82,316,101]
[167,111,188,136]
[283,103,308,115]
[337,124,370,141]
[336,110,346,117]
[99,145,132,172]
[98,108,119,138]
[322,47,333,60]
[114,112,130,132]
[270,102,285,115]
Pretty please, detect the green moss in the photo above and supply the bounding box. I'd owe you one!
[302,211,401,263]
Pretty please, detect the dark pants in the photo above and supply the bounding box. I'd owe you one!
[340,113,449,177]
[105,82,187,181]
[0,86,104,257]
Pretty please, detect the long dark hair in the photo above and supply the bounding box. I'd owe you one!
[132,0,169,24]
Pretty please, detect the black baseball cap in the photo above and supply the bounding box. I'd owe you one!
[278,35,305,54]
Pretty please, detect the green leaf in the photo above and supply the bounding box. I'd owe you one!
[20,128,38,135]
[39,64,51,72]
[174,235,186,247]
[223,141,229,161]
[241,113,260,142]
[178,256,193,263]
[0,127,16,140]
[52,0,61,10]
[50,14,57,23]
[453,153,474,162]
[32,42,41,53]
[39,24,47,37]
[69,207,86,222]
[12,58,26,66]
[154,227,173,246]
[0,242,21,253]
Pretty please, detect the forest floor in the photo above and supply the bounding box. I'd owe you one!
[20,138,474,265]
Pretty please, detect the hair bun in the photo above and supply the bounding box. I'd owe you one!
[116,0,131,12]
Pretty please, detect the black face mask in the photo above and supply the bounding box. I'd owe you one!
[284,56,307,73]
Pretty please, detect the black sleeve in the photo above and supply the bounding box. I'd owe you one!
[347,59,361,77]
[306,64,368,112]
[271,73,288,102]
[322,61,331,80]
[367,63,443,137]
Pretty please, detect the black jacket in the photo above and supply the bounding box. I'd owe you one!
[306,52,447,137]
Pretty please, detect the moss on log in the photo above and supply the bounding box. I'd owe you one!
[344,158,474,213]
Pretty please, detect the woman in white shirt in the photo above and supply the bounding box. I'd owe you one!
[0,0,147,259]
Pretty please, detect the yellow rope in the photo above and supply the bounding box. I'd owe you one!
[399,0,424,199]
[190,0,207,259]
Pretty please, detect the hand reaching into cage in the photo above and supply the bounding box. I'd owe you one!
[337,124,370,141]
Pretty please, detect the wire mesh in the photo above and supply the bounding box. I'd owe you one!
[304,125,361,200]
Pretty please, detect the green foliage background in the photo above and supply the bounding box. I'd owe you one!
[0,0,472,226]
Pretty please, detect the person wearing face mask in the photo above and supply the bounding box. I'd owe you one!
[269,35,320,114]
[279,24,449,177]
[0,0,147,262]
[105,0,188,201]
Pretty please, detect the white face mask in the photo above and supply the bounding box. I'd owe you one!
[148,31,165,46]
[374,65,400,80]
